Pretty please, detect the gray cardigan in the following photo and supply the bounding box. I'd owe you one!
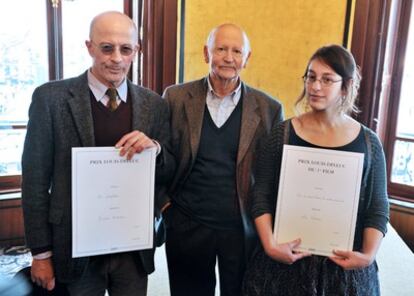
[251,119,389,250]
[163,77,284,261]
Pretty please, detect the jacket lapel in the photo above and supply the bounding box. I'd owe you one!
[184,78,208,160]
[128,81,147,132]
[67,73,95,147]
[237,83,260,165]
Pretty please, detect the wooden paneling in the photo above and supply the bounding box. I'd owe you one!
[390,203,414,252]
[350,0,392,130]
[182,0,349,119]
[0,198,25,246]
[1,195,412,253]
[142,0,178,94]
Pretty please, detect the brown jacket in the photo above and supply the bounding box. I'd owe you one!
[162,77,283,259]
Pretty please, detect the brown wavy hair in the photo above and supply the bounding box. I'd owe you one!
[295,44,361,115]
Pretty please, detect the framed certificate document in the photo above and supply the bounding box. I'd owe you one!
[273,145,364,256]
[71,147,156,258]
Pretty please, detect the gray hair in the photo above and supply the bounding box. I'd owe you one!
[206,24,251,58]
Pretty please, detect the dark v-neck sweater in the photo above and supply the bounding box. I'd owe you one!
[176,98,243,230]
[90,91,132,146]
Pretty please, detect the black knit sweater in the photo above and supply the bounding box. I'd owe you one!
[251,119,390,250]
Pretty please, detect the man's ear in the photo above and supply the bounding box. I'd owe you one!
[243,51,252,68]
[85,40,94,57]
[203,45,210,64]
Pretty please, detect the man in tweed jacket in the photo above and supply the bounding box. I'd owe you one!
[21,11,174,295]
[162,24,283,296]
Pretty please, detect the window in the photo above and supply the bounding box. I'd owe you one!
[381,0,414,201]
[348,0,414,202]
[0,0,137,193]
[62,0,125,78]
[0,0,49,192]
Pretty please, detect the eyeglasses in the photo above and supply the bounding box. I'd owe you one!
[303,74,342,87]
[213,47,244,58]
[91,41,136,56]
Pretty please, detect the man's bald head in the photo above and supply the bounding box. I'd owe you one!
[206,23,251,58]
[89,11,138,44]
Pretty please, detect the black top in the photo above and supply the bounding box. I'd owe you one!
[289,120,368,172]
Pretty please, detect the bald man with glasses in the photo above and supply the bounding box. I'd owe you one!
[21,11,174,296]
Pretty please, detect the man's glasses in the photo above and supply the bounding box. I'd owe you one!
[303,74,342,87]
[213,47,244,58]
[91,41,136,56]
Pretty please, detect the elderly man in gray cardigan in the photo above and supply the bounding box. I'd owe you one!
[162,23,284,296]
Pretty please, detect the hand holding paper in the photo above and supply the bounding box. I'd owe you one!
[264,238,311,264]
[255,213,311,265]
[115,130,156,159]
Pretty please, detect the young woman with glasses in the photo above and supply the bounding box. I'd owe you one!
[242,44,389,296]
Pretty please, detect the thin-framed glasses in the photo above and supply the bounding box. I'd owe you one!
[213,47,244,58]
[91,41,136,56]
[303,74,342,87]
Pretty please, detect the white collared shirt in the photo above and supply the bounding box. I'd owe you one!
[87,70,128,107]
[206,78,242,128]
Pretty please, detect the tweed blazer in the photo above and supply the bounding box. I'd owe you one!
[21,72,175,282]
[162,77,283,259]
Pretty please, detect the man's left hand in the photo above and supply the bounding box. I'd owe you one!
[116,130,156,160]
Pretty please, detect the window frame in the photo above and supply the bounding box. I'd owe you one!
[382,0,414,202]
[0,0,177,194]
[351,0,414,202]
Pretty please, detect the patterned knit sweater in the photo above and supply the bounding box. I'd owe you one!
[250,119,390,250]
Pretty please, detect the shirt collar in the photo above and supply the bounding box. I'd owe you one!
[87,69,128,102]
[207,76,242,105]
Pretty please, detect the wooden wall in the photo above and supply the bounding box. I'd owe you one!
[1,197,413,252]
[0,197,25,246]
[180,0,350,118]
[390,203,414,252]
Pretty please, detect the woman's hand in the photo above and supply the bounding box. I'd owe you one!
[255,214,310,264]
[330,227,383,270]
[329,249,374,270]
[264,238,311,264]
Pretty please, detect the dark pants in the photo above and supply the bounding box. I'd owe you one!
[66,252,147,296]
[165,207,245,296]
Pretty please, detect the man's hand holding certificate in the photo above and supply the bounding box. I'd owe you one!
[273,145,364,256]
[71,147,156,258]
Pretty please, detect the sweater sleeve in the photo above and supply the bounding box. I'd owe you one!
[363,130,390,235]
[21,86,54,251]
[251,121,286,219]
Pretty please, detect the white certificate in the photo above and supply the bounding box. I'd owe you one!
[71,147,156,258]
[273,145,364,256]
